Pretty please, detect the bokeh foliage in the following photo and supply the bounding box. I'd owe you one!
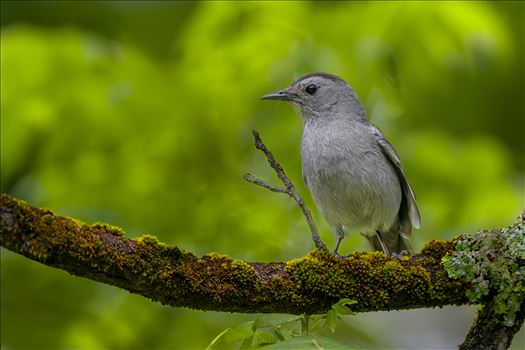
[1,1,523,349]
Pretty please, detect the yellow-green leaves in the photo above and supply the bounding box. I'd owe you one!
[206,299,357,349]
[326,298,357,334]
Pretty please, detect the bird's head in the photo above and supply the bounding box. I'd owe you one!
[261,72,366,122]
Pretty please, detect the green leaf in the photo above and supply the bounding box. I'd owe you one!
[332,298,357,315]
[262,335,357,349]
[254,314,301,329]
[205,327,231,350]
[307,315,326,335]
[325,309,337,333]
[256,331,276,345]
[239,336,254,349]
[223,322,255,343]
[274,328,286,341]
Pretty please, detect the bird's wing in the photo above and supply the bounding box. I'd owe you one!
[373,127,421,235]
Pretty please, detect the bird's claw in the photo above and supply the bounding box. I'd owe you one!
[389,250,411,259]
[332,251,354,259]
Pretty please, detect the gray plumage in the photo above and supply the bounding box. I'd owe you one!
[261,72,420,256]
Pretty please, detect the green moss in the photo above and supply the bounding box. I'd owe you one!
[281,244,470,312]
[0,194,478,315]
[91,222,125,236]
[207,252,229,260]
[420,239,456,266]
[286,251,390,309]
[442,219,525,326]
[172,251,265,307]
[137,234,167,248]
[230,260,259,286]
[135,234,183,260]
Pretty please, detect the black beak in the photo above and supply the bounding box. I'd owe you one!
[260,90,293,101]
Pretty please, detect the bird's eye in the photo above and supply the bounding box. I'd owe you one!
[305,84,317,95]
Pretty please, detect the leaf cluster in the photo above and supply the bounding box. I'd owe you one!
[206,299,357,349]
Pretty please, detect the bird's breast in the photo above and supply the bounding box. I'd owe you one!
[301,122,401,231]
[301,122,375,179]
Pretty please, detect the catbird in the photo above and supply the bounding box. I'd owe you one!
[261,73,420,257]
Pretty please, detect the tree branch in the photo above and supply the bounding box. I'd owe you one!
[460,300,525,350]
[244,130,327,251]
[458,210,525,350]
[1,194,523,349]
[0,193,467,314]
[243,173,287,194]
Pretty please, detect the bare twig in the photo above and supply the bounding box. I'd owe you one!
[244,130,327,251]
[243,174,287,194]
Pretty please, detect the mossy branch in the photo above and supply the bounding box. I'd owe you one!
[0,193,468,313]
[460,300,525,350]
[1,193,523,349]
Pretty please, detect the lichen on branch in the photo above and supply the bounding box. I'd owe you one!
[443,215,525,326]
[441,212,525,350]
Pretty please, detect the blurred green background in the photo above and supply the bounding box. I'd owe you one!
[1,1,524,349]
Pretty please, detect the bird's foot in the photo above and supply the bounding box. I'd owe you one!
[389,250,412,259]
[332,250,354,259]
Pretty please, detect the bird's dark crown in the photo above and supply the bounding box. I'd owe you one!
[292,72,345,85]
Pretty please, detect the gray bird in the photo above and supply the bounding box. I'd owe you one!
[261,73,420,257]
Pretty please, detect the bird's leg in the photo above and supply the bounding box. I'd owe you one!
[375,230,391,257]
[332,226,349,258]
[333,226,344,254]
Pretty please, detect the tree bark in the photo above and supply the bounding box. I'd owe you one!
[460,301,525,350]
